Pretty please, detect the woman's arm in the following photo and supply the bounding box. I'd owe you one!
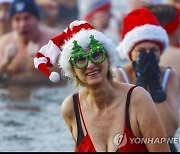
[132,87,170,152]
[161,68,179,134]
[61,94,77,147]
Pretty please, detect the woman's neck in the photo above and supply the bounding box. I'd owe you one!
[84,80,115,111]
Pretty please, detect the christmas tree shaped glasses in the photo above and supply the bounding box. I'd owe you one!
[70,35,107,69]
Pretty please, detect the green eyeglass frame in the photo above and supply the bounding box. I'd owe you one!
[70,35,107,69]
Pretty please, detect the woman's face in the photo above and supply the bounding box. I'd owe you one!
[131,42,161,62]
[72,48,109,87]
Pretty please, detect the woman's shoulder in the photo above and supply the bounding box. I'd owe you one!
[115,82,150,100]
[129,86,154,107]
[61,93,76,121]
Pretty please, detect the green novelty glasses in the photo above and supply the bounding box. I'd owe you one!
[70,35,107,69]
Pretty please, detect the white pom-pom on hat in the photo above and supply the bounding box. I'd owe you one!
[49,72,60,83]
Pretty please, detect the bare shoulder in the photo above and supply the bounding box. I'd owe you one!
[160,46,180,63]
[130,86,161,124]
[131,86,154,108]
[166,46,180,53]
[61,94,75,121]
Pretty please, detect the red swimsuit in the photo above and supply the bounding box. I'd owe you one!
[72,86,148,152]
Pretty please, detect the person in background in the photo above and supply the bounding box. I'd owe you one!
[0,0,60,88]
[78,0,120,46]
[34,20,169,152]
[114,8,179,152]
[36,0,78,29]
[147,4,180,82]
[147,4,180,48]
[128,0,166,12]
[35,0,59,27]
[78,0,123,67]
[116,0,167,67]
[0,0,13,38]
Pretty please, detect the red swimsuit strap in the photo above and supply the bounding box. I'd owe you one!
[77,86,137,137]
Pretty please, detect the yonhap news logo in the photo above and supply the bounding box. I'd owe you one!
[113,133,127,148]
[113,133,180,148]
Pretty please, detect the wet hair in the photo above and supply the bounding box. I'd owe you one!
[146,4,179,33]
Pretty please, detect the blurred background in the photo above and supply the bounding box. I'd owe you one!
[0,0,179,152]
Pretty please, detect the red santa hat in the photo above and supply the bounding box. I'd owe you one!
[163,7,180,34]
[117,8,169,60]
[34,20,116,82]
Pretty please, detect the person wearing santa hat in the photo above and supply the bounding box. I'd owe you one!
[34,20,169,152]
[0,0,13,38]
[147,4,180,85]
[114,8,179,152]
[77,0,121,46]
[147,4,180,48]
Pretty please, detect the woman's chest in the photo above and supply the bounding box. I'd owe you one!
[84,111,126,150]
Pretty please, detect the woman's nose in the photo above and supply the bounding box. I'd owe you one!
[86,59,95,68]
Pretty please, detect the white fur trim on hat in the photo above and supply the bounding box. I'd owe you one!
[34,57,47,69]
[117,24,169,60]
[59,29,117,78]
[69,20,87,30]
[38,40,61,65]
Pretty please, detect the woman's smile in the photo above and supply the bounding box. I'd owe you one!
[86,70,100,76]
